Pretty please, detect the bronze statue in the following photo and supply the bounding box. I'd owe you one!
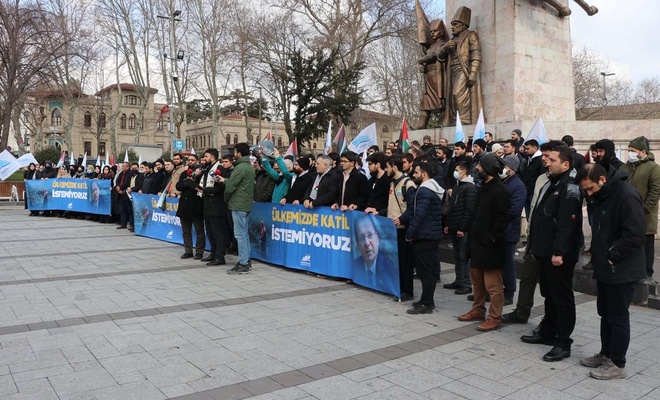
[538,0,598,17]
[414,14,450,130]
[440,6,483,127]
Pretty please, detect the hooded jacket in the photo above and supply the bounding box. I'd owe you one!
[468,177,510,269]
[589,168,647,284]
[619,152,660,234]
[503,173,527,243]
[399,178,444,241]
[224,156,256,212]
[446,176,477,233]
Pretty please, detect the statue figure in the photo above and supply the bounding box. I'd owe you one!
[441,6,483,126]
[414,18,450,130]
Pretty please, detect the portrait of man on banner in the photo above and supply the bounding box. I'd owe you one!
[351,213,399,295]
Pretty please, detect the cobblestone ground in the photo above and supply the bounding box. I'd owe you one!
[0,205,659,400]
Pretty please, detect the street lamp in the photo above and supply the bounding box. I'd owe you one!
[600,71,615,120]
[157,9,183,157]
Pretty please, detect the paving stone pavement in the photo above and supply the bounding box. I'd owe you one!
[1,205,660,400]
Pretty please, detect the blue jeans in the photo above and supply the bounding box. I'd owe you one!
[232,210,250,265]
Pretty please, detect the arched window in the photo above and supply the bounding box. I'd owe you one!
[128,113,136,129]
[156,119,163,131]
[277,137,282,148]
[233,134,238,144]
[51,109,61,126]
[83,111,92,127]
[98,112,106,128]
[226,134,231,146]
[120,114,127,129]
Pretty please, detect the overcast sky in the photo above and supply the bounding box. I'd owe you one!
[569,0,660,82]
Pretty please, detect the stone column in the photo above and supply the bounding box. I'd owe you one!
[445,0,576,124]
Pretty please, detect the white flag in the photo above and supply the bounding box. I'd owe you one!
[81,152,87,168]
[454,111,465,144]
[324,121,332,155]
[525,117,548,145]
[124,148,129,163]
[472,109,486,141]
[360,151,370,180]
[70,151,76,166]
[347,123,377,154]
[138,154,142,165]
[190,147,196,155]
[95,155,101,166]
[104,153,109,166]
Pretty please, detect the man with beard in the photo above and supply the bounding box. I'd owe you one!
[200,148,229,265]
[332,151,369,212]
[176,163,205,261]
[159,159,175,195]
[520,139,544,221]
[281,157,316,205]
[469,139,487,186]
[447,141,471,189]
[169,153,187,197]
[367,156,417,301]
[114,162,133,229]
[125,162,144,232]
[365,152,392,214]
[394,162,444,314]
[521,141,583,363]
[594,139,624,171]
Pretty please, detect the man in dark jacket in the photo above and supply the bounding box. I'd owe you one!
[469,139,487,186]
[446,141,472,189]
[576,163,646,380]
[176,166,205,261]
[443,161,477,295]
[501,155,527,304]
[395,162,444,315]
[304,155,339,208]
[520,139,544,221]
[562,135,585,172]
[521,141,583,363]
[365,152,392,214]
[457,154,510,332]
[332,151,369,211]
[594,139,624,171]
[281,157,316,205]
[114,162,133,229]
[125,162,144,232]
[200,148,229,265]
[254,159,276,202]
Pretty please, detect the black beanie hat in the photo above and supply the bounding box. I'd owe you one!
[479,153,505,177]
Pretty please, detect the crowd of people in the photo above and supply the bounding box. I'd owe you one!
[23,132,659,380]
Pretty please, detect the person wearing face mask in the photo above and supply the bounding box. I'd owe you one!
[457,154,510,332]
[620,136,660,283]
[443,161,477,295]
[500,156,527,305]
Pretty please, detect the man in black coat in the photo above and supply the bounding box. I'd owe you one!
[457,154,510,332]
[125,162,145,232]
[332,151,369,211]
[395,162,444,315]
[521,141,583,363]
[114,162,133,229]
[520,139,544,221]
[282,157,316,205]
[562,135,585,172]
[200,148,229,265]
[176,166,205,260]
[576,163,646,380]
[365,152,392,214]
[304,155,339,208]
[594,139,624,171]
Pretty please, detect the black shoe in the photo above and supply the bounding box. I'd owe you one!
[395,293,414,302]
[543,346,570,362]
[227,263,250,275]
[435,275,441,283]
[502,311,528,324]
[200,255,215,262]
[407,305,434,314]
[467,294,490,302]
[443,282,461,289]
[193,254,203,260]
[411,301,435,309]
[180,253,193,259]
[504,298,513,306]
[521,333,554,345]
[206,258,226,266]
[533,322,542,335]
[116,225,127,229]
[455,287,472,295]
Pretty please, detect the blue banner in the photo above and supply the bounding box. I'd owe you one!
[248,203,400,297]
[26,178,112,215]
[131,193,184,242]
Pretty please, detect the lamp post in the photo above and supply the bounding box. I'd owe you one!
[158,9,182,158]
[600,71,615,120]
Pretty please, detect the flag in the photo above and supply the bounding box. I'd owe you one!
[525,117,548,145]
[137,154,142,165]
[264,131,272,141]
[472,109,486,141]
[333,124,347,154]
[323,121,333,155]
[70,150,76,166]
[156,182,171,209]
[95,155,101,166]
[104,153,109,166]
[123,149,129,163]
[360,151,370,180]
[109,154,115,166]
[285,138,298,158]
[400,118,410,153]
[347,123,377,154]
[16,153,38,168]
[81,152,87,168]
[454,111,465,144]
[0,150,20,181]
[56,152,66,168]
[190,147,196,155]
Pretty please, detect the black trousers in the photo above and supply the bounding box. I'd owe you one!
[645,234,655,277]
[538,257,576,349]
[205,215,227,260]
[413,240,440,307]
[396,229,414,296]
[514,254,540,319]
[597,281,636,368]
[180,215,205,256]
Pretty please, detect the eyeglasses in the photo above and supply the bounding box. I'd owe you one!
[356,232,377,243]
[340,159,350,163]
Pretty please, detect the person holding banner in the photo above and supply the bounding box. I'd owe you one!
[282,157,315,205]
[201,148,229,266]
[394,162,444,315]
[177,166,206,261]
[332,151,369,212]
[351,214,398,296]
[304,155,339,208]
[115,162,132,229]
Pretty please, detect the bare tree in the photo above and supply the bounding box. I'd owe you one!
[0,0,71,151]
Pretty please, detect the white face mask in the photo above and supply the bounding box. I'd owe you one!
[499,170,508,179]
[453,170,461,180]
[628,152,639,163]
